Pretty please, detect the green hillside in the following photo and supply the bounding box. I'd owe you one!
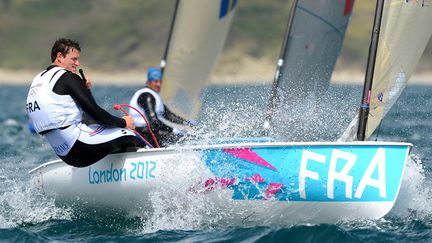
[0,0,430,72]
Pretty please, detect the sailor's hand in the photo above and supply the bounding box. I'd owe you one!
[123,116,135,130]
[78,69,92,89]
[84,76,92,89]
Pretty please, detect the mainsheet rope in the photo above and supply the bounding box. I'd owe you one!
[114,104,160,148]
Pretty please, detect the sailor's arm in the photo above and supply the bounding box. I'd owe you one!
[137,93,172,132]
[163,106,192,126]
[53,72,129,128]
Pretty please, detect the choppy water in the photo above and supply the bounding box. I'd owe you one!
[1,84,432,242]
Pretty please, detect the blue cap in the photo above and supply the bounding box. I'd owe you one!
[147,67,162,82]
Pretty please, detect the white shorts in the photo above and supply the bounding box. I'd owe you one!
[45,123,135,156]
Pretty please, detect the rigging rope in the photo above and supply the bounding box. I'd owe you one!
[114,104,160,148]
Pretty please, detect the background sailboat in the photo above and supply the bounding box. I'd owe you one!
[160,0,237,120]
[265,0,354,141]
[340,0,432,141]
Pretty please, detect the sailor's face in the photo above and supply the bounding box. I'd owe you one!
[148,80,161,92]
[57,48,80,73]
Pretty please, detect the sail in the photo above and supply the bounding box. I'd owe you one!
[277,0,353,96]
[268,0,354,140]
[160,0,237,119]
[340,0,432,141]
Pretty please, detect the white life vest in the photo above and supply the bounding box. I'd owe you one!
[26,66,82,134]
[128,87,165,127]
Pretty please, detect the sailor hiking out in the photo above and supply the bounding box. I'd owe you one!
[26,38,145,167]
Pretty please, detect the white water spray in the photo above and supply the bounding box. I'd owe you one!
[0,176,72,228]
[390,153,432,219]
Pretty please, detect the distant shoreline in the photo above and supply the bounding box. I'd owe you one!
[1,68,432,86]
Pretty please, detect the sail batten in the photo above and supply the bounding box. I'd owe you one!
[296,5,348,39]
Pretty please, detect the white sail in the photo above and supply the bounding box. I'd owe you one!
[160,0,236,119]
[269,0,354,140]
[340,0,432,141]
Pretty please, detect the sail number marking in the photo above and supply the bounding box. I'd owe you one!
[299,148,387,200]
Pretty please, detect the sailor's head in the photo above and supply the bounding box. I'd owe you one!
[147,67,162,92]
[51,38,81,74]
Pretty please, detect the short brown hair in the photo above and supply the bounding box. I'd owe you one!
[51,38,81,62]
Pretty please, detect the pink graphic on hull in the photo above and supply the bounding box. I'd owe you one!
[246,173,265,183]
[265,183,284,199]
[223,148,277,171]
[199,174,285,200]
[246,174,284,199]
[204,177,236,189]
[196,148,286,200]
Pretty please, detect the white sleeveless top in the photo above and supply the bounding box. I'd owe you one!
[128,87,165,127]
[27,67,138,157]
[26,67,83,156]
[26,66,82,133]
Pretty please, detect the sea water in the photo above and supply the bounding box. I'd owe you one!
[0,84,431,242]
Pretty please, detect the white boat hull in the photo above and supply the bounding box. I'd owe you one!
[29,141,411,225]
